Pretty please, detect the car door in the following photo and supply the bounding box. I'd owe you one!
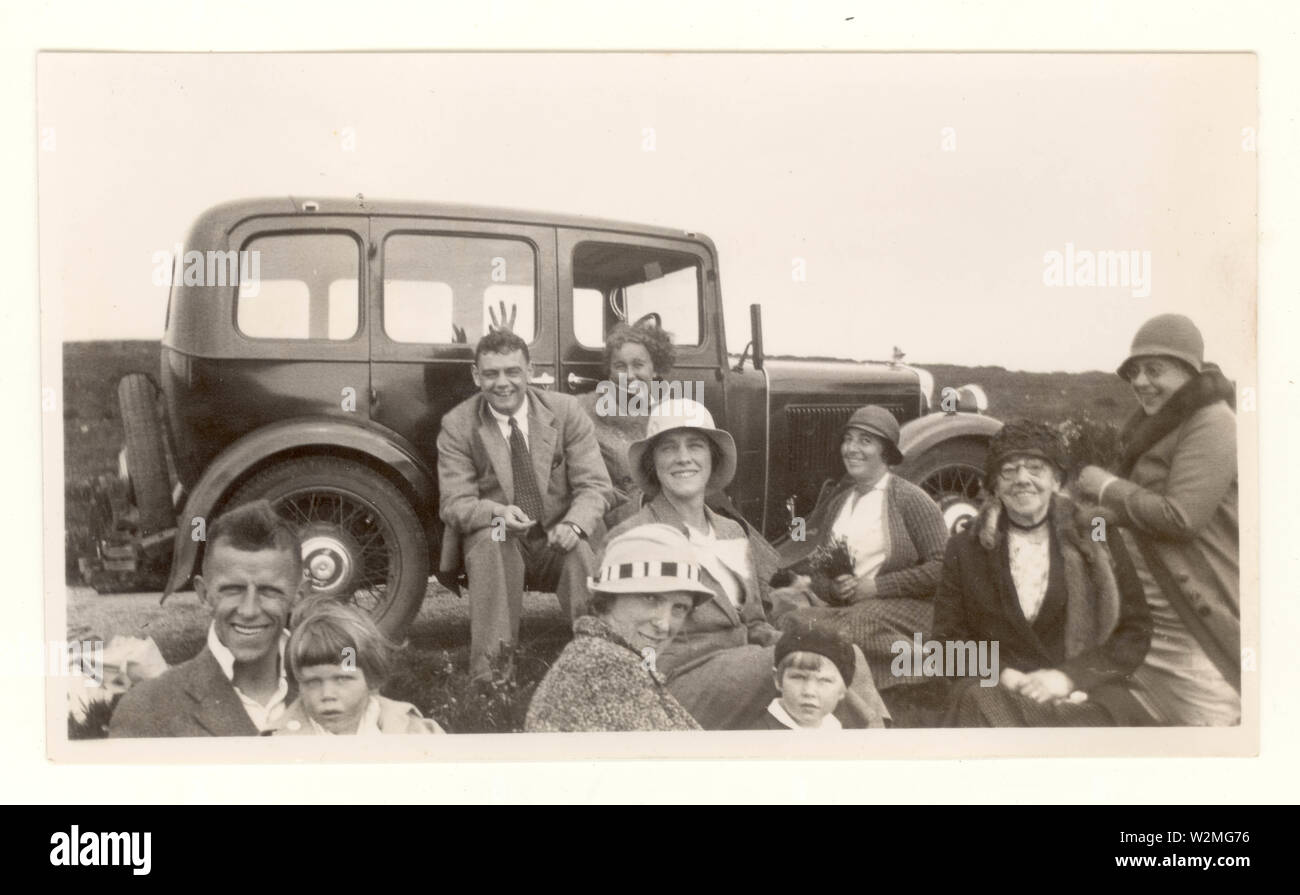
[368,216,558,471]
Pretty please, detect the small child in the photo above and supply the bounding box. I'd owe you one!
[754,625,856,730]
[273,599,443,735]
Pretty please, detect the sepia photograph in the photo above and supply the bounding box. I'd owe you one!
[38,50,1257,760]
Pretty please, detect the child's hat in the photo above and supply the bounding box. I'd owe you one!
[774,622,855,686]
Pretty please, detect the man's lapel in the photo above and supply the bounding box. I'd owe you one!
[476,397,514,503]
[527,393,558,501]
[180,648,259,737]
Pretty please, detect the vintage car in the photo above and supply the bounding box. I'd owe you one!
[100,197,1000,637]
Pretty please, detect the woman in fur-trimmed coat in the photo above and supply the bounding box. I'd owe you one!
[1076,314,1240,726]
[933,421,1153,727]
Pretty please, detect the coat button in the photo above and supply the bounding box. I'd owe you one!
[1198,605,1212,617]
[1175,572,1191,583]
[287,719,301,731]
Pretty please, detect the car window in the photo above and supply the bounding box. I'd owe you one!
[572,242,702,347]
[573,287,605,346]
[236,233,361,340]
[383,233,536,344]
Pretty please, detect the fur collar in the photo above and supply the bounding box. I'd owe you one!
[1118,366,1235,477]
[975,492,1094,553]
[974,493,1120,658]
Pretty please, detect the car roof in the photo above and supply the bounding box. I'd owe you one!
[194,196,710,244]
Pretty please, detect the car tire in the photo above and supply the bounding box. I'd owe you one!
[901,438,989,534]
[226,456,429,639]
[117,374,174,534]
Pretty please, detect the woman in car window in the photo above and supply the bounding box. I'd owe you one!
[576,317,677,530]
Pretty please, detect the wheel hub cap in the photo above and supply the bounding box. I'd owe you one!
[301,534,354,594]
[941,500,979,534]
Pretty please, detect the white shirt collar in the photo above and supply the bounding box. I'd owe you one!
[858,472,890,495]
[766,698,843,730]
[486,394,530,442]
[206,623,290,732]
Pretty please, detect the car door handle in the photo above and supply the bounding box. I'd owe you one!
[530,371,555,388]
[567,372,599,390]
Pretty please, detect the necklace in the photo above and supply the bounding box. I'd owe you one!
[1005,511,1050,532]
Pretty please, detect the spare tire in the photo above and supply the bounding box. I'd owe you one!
[117,374,174,534]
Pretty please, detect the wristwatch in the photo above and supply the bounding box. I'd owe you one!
[563,521,586,539]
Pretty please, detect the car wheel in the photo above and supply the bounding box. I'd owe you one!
[227,456,429,639]
[117,374,174,534]
[902,438,988,534]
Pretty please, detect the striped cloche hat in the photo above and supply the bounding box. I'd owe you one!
[588,524,715,606]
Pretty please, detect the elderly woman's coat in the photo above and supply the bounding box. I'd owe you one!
[524,615,700,732]
[932,494,1153,726]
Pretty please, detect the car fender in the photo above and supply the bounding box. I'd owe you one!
[163,417,436,596]
[897,412,1003,466]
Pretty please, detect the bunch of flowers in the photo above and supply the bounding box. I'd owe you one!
[806,536,857,606]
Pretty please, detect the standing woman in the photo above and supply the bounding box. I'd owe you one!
[603,398,890,729]
[576,318,677,530]
[1076,314,1240,726]
[775,406,949,690]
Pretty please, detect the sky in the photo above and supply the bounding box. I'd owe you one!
[37,52,1256,374]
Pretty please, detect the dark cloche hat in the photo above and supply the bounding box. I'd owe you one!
[774,622,856,686]
[984,419,1069,484]
[840,405,904,466]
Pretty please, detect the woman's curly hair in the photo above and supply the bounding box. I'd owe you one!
[604,318,675,379]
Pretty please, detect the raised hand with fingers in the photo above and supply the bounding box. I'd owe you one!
[488,300,518,334]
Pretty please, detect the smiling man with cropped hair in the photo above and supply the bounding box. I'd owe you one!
[109,500,308,737]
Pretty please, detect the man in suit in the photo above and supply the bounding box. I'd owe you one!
[438,330,613,681]
[109,500,307,737]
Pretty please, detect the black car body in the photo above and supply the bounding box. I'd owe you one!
[106,196,999,636]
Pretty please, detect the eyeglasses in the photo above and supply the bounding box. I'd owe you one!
[1125,360,1170,382]
[997,459,1050,481]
